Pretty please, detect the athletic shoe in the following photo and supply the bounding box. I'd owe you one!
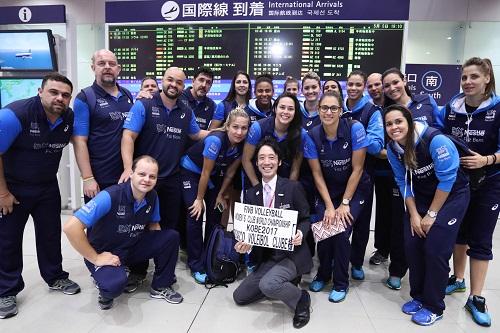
[150,287,183,304]
[124,273,146,293]
[385,276,402,290]
[465,295,491,327]
[369,251,388,265]
[309,279,326,292]
[445,275,466,295]
[192,272,207,284]
[351,266,365,280]
[402,299,422,315]
[98,295,114,310]
[0,296,17,319]
[328,288,348,303]
[411,308,443,326]
[49,278,81,295]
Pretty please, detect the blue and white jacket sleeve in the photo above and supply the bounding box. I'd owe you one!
[0,108,22,153]
[351,122,369,150]
[74,191,112,227]
[387,147,410,198]
[123,100,146,133]
[203,135,223,160]
[430,135,459,192]
[246,121,262,146]
[213,102,226,121]
[303,134,318,160]
[429,95,444,129]
[366,109,384,155]
[73,95,91,137]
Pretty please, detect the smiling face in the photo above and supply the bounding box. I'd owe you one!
[346,74,365,102]
[234,73,250,97]
[383,73,408,104]
[162,67,186,100]
[318,95,341,127]
[256,145,281,182]
[274,96,296,127]
[384,109,409,145]
[227,115,249,145]
[302,78,321,102]
[323,80,339,93]
[130,159,158,196]
[285,82,299,96]
[461,65,490,98]
[255,81,273,107]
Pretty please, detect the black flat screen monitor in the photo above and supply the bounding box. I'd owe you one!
[0,30,58,72]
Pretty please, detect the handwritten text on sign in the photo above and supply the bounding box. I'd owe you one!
[233,202,298,251]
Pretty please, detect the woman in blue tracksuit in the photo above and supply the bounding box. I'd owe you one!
[323,79,344,101]
[300,71,322,132]
[385,104,470,326]
[441,57,500,327]
[343,70,384,280]
[247,74,275,123]
[304,91,370,303]
[209,71,252,129]
[377,67,443,290]
[284,76,299,96]
[242,92,307,189]
[180,108,250,284]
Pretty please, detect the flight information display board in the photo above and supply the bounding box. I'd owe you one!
[108,22,404,81]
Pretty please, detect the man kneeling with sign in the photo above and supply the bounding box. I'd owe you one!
[233,137,312,329]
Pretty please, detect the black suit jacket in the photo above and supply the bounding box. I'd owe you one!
[245,176,313,275]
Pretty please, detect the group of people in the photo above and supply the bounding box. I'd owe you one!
[0,48,498,330]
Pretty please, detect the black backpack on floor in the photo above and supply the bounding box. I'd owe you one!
[204,225,240,288]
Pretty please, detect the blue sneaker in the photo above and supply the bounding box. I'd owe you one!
[351,266,365,280]
[402,299,422,315]
[309,279,326,292]
[411,308,443,326]
[445,275,466,295]
[192,272,207,284]
[385,276,401,290]
[465,295,491,327]
[328,288,348,303]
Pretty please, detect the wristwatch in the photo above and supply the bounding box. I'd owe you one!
[426,210,438,219]
[342,198,351,206]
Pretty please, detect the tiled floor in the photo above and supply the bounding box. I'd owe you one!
[2,213,499,332]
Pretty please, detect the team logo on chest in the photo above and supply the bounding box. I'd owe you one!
[447,111,456,121]
[63,124,69,132]
[416,103,422,110]
[97,98,109,108]
[29,122,40,136]
[485,109,496,122]
[343,141,349,149]
[152,106,161,117]
[180,112,185,119]
[116,205,126,217]
[306,120,313,127]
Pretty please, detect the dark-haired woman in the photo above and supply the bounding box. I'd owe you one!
[440,57,500,327]
[242,92,307,188]
[304,92,370,303]
[385,104,469,326]
[210,71,252,129]
[180,109,249,284]
[247,74,275,122]
[343,70,384,280]
[284,76,300,96]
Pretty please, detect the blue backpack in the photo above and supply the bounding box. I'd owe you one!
[204,225,240,288]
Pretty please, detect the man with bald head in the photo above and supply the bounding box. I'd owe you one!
[73,49,134,203]
[367,73,384,107]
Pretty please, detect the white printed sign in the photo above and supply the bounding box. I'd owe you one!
[233,202,298,252]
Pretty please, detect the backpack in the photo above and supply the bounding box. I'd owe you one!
[204,224,240,288]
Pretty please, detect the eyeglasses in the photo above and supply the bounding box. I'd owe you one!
[319,105,341,113]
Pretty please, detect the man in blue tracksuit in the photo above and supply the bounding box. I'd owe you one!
[0,73,81,319]
[72,49,134,202]
[179,66,216,131]
[64,156,182,310]
[121,67,207,285]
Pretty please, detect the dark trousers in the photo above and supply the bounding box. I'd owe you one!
[405,186,469,315]
[315,191,364,291]
[129,174,182,276]
[373,175,393,257]
[85,230,179,299]
[233,258,301,310]
[456,175,500,261]
[0,181,68,297]
[181,169,221,273]
[350,180,374,268]
[388,188,408,277]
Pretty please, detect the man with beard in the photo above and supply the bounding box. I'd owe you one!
[120,67,208,288]
[0,73,80,319]
[180,66,216,131]
[73,49,134,203]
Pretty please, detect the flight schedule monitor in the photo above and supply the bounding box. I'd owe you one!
[108,22,403,96]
